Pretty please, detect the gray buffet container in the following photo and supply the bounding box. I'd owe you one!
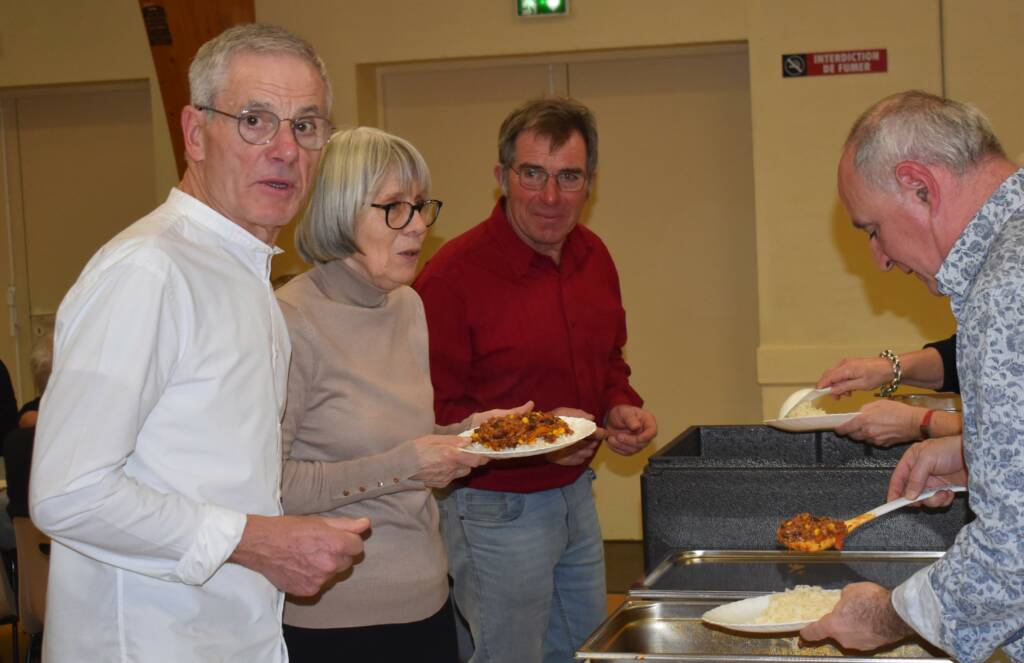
[577,550,951,662]
[576,425,975,661]
[640,425,973,572]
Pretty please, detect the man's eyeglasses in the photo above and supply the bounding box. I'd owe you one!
[196,106,333,151]
[369,200,443,230]
[509,165,587,192]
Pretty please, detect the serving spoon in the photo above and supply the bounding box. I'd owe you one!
[778,484,968,552]
[777,387,832,419]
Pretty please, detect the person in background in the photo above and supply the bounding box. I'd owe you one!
[4,335,54,521]
[0,361,16,439]
[277,126,523,662]
[0,360,18,553]
[15,333,54,430]
[816,334,961,446]
[800,90,1024,662]
[29,24,367,662]
[414,97,658,663]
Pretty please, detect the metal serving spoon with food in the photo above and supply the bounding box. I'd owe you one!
[777,485,967,552]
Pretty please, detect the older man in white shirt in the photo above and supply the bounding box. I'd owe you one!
[30,24,367,662]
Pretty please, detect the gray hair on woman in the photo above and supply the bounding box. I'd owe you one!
[189,23,332,114]
[846,89,1004,190]
[296,126,431,264]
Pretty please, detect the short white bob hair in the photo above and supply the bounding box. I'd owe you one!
[296,127,431,264]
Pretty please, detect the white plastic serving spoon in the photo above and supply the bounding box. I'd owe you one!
[781,484,968,552]
[848,484,968,528]
[778,387,832,419]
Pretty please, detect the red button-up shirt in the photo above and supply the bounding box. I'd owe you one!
[413,199,643,493]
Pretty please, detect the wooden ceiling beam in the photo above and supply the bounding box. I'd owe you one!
[138,0,255,178]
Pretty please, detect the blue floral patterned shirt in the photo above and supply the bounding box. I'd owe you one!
[893,169,1024,663]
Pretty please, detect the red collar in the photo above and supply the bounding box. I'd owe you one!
[484,197,592,278]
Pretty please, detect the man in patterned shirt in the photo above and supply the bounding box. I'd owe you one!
[800,90,1024,662]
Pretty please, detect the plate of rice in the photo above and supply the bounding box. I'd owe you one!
[701,585,840,634]
[763,412,857,432]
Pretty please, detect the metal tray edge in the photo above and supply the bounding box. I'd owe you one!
[639,549,945,595]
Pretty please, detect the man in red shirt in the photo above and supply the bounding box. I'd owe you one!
[414,97,657,663]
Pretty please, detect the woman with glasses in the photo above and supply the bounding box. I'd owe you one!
[276,127,523,661]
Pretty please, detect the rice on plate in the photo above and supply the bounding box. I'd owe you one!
[786,401,827,418]
[755,585,840,624]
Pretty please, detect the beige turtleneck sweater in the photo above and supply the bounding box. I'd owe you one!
[276,259,463,628]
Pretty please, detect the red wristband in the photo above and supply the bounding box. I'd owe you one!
[919,409,937,440]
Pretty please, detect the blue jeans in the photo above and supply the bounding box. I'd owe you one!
[438,469,606,663]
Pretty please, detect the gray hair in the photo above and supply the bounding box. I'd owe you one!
[296,127,431,263]
[497,97,598,184]
[30,333,54,394]
[189,23,332,114]
[846,90,1004,190]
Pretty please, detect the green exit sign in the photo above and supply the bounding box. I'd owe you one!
[517,0,569,16]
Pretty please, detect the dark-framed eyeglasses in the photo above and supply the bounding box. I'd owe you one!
[509,165,587,192]
[369,199,443,230]
[195,106,333,150]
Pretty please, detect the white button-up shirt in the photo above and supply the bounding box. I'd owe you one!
[30,189,291,662]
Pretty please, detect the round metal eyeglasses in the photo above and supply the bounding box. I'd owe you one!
[509,165,588,192]
[196,106,333,150]
[369,200,443,230]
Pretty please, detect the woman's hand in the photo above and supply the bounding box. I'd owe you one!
[468,400,534,428]
[835,401,924,447]
[817,356,893,397]
[410,435,488,488]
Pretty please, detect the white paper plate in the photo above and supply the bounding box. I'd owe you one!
[763,412,858,432]
[701,594,820,634]
[458,416,597,459]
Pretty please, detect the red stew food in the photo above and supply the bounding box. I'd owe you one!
[471,411,573,451]
[776,512,849,552]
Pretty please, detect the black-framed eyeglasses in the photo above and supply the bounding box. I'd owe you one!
[196,106,333,150]
[369,199,443,230]
[509,165,587,192]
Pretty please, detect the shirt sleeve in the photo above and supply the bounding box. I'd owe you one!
[414,271,478,426]
[894,298,1024,661]
[278,299,423,515]
[923,333,959,394]
[599,259,643,415]
[30,255,246,586]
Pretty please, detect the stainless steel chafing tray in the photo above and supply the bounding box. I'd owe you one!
[633,550,944,600]
[576,598,948,662]
[577,550,949,662]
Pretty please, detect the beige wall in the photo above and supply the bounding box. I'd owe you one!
[749,1,955,418]
[2,0,1019,539]
[944,0,1024,161]
[0,0,178,200]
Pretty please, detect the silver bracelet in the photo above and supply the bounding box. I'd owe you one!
[879,349,902,397]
